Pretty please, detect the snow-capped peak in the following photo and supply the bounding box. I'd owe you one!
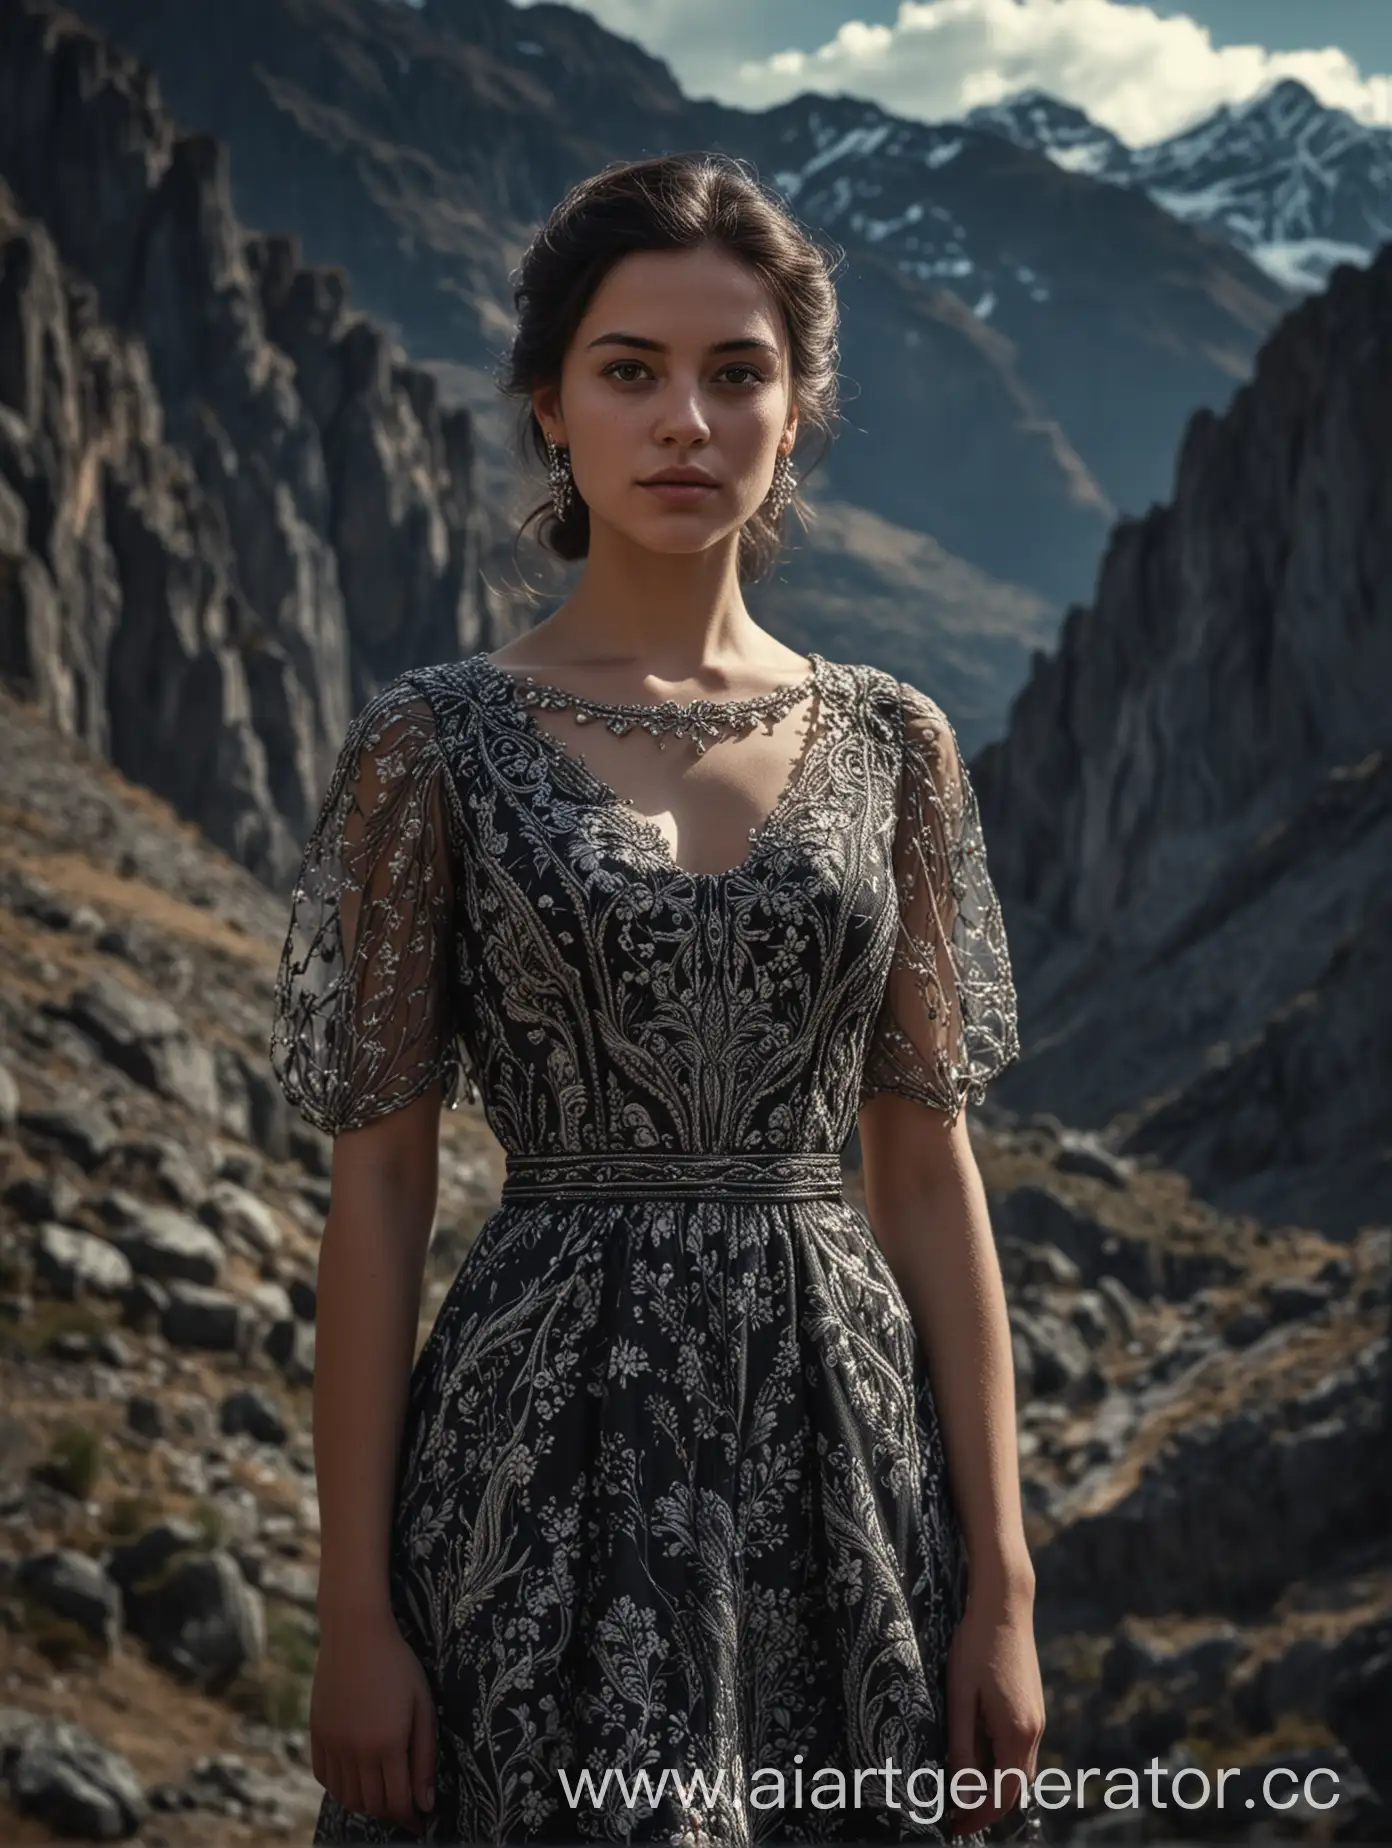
[968,78,1392,292]
[964,89,1126,176]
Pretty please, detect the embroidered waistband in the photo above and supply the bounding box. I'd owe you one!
[499,1150,845,1202]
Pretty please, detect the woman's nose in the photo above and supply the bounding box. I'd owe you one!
[652,380,712,443]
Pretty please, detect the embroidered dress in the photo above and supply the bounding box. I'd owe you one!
[270,650,1021,1847]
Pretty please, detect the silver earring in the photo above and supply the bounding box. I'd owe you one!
[766,449,797,520]
[545,435,574,521]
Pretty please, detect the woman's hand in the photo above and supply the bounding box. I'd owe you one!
[945,1581,1045,1839]
[311,1606,437,1835]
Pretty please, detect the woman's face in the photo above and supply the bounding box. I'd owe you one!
[533,243,799,555]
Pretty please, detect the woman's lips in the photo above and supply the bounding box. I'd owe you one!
[640,481,718,505]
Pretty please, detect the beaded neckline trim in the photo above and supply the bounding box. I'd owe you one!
[473,650,823,754]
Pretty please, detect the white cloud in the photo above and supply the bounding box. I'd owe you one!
[515,0,1392,145]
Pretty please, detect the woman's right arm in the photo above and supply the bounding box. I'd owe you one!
[309,1082,444,1831]
[313,1079,445,1627]
[268,680,461,1827]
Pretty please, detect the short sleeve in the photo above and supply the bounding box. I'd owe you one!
[268,679,476,1136]
[859,679,1020,1126]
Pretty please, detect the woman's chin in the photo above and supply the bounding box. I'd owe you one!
[601,515,735,557]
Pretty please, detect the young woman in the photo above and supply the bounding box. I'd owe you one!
[271,151,1042,1847]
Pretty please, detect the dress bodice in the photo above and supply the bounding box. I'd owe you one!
[269,651,1020,1155]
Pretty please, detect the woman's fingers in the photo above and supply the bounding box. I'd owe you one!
[949,1698,1033,1836]
[357,1755,386,1826]
[411,1686,438,1819]
[335,1746,365,1819]
[380,1735,419,1831]
[946,1660,979,1783]
[310,1611,439,1830]
[946,1686,981,1835]
[980,1716,1034,1831]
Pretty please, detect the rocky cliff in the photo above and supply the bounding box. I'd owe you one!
[0,0,514,885]
[976,242,1392,1237]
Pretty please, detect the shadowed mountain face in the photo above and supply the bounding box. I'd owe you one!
[721,93,1287,543]
[53,0,1292,616]
[0,0,519,885]
[973,245,1392,1236]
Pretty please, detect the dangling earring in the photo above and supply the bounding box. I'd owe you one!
[765,448,797,520]
[545,435,574,521]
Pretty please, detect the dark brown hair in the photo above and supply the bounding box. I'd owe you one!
[499,151,843,583]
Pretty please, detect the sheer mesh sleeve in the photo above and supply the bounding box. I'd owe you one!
[859,679,1020,1126]
[269,679,475,1136]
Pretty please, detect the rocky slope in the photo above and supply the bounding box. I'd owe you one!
[56,0,1293,616]
[0,684,507,1843]
[0,685,1386,1843]
[0,0,519,887]
[973,241,1392,1237]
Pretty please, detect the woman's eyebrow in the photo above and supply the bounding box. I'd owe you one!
[585,332,779,356]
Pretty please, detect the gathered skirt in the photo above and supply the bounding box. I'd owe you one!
[312,1154,989,1846]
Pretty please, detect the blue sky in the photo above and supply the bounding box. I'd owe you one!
[1148,0,1390,67]
[511,0,1392,143]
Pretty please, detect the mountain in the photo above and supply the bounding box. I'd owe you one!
[973,240,1392,1238]
[718,92,1286,571]
[965,87,1128,174]
[52,0,1292,630]
[969,77,1392,294]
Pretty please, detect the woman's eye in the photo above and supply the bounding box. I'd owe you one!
[600,361,766,386]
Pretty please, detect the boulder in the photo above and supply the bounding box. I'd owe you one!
[32,1222,134,1300]
[198,1180,282,1255]
[60,977,219,1119]
[17,1105,118,1170]
[123,1548,266,1693]
[264,1316,315,1385]
[0,1708,147,1839]
[160,1282,250,1353]
[103,1203,224,1287]
[219,1388,288,1446]
[15,1549,122,1654]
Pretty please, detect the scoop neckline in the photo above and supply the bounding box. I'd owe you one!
[472,648,823,711]
[470,648,835,882]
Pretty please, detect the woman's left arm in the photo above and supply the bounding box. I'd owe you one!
[860,1089,1045,1839]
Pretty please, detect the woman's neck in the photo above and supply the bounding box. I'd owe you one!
[530,521,791,682]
